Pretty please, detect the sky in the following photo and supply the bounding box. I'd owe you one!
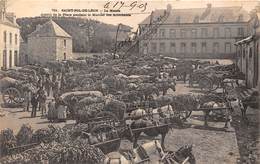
[6,0,260,29]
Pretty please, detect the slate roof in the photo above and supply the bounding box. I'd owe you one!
[0,17,19,28]
[29,20,71,38]
[140,6,251,25]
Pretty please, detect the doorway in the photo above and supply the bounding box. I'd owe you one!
[9,50,12,68]
[245,51,249,86]
[63,53,66,60]
[253,43,259,87]
[2,50,7,69]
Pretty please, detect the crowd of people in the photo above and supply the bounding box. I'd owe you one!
[23,71,67,122]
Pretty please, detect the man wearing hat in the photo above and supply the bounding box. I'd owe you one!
[31,92,38,117]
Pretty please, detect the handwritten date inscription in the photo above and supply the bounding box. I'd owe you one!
[104,1,147,12]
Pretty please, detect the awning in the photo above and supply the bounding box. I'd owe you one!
[235,35,254,45]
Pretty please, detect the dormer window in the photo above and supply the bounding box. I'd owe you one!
[194,16,199,23]
[176,16,181,23]
[238,14,243,22]
[218,15,224,22]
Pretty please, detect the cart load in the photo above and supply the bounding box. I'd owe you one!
[23,65,50,75]
[1,77,36,107]
[16,124,33,146]
[0,139,105,164]
[190,63,244,91]
[0,77,17,91]
[76,98,126,123]
[0,128,17,156]
[45,61,65,72]
[102,75,128,93]
[60,91,103,104]
[3,68,37,82]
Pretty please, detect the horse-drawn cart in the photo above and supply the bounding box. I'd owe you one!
[173,93,233,128]
[0,77,35,107]
[189,64,245,92]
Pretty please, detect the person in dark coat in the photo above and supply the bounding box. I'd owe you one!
[37,76,43,88]
[67,96,78,119]
[44,75,52,97]
[52,81,60,98]
[23,87,31,112]
[47,98,56,122]
[37,87,46,114]
[31,93,38,117]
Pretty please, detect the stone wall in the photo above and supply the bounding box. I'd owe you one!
[56,37,73,61]
[28,36,56,64]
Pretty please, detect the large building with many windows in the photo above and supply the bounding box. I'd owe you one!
[138,4,251,58]
[0,0,20,70]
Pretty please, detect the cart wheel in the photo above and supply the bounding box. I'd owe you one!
[199,77,213,91]
[2,87,24,106]
[91,124,119,139]
[174,110,192,121]
[90,124,120,154]
[172,102,192,121]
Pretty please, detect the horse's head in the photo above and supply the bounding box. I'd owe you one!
[174,144,194,163]
[170,80,176,92]
[153,86,160,96]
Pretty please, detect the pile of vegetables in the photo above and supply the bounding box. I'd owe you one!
[0,128,17,156]
[63,123,92,140]
[76,102,105,122]
[16,124,33,146]
[0,139,105,164]
[31,125,70,144]
[102,75,127,92]
[104,99,126,120]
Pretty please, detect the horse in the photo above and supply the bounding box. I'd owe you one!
[156,80,176,95]
[137,83,160,101]
[162,144,196,164]
[124,116,178,150]
[104,141,196,164]
[104,140,166,164]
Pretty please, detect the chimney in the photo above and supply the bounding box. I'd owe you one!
[6,12,16,24]
[201,3,212,20]
[249,9,257,19]
[0,0,7,21]
[207,3,212,9]
[166,4,172,13]
[256,2,260,12]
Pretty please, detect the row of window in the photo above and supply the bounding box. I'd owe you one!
[147,42,232,54]
[3,31,18,45]
[153,27,244,38]
[2,50,19,69]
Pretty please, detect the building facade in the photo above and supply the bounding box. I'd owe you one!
[0,0,20,70]
[28,20,72,64]
[235,5,260,88]
[139,4,250,59]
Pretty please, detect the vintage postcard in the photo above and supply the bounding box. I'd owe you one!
[0,0,259,163]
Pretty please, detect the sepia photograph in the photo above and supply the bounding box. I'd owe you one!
[0,0,259,163]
